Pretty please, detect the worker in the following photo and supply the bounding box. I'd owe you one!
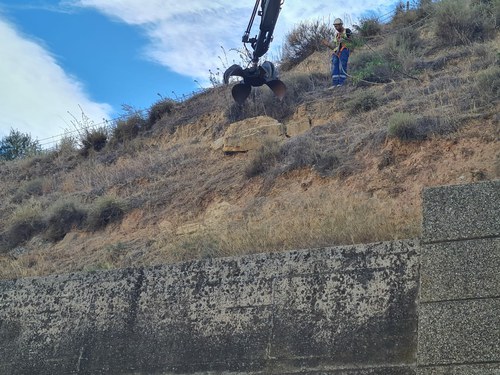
[322,18,352,87]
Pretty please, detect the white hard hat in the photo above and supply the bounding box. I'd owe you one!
[333,18,343,25]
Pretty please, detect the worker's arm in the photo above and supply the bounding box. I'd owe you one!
[321,39,336,51]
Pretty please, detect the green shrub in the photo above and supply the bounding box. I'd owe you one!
[476,66,500,100]
[4,199,45,249]
[433,0,496,46]
[44,200,87,242]
[391,4,420,27]
[389,27,422,53]
[347,91,380,114]
[86,196,125,231]
[281,19,336,71]
[112,114,146,144]
[387,112,420,140]
[0,129,41,161]
[148,99,175,127]
[388,113,456,141]
[80,127,108,156]
[416,0,434,18]
[349,51,394,83]
[12,178,45,203]
[383,27,422,73]
[356,17,382,39]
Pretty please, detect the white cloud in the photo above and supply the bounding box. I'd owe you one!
[0,16,112,144]
[70,0,397,85]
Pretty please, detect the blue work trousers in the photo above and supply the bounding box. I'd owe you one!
[331,49,350,86]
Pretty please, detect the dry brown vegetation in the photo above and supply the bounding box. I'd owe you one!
[0,0,499,279]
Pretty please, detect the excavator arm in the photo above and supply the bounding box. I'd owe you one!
[223,0,286,104]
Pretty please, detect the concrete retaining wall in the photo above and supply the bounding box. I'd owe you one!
[418,180,500,374]
[0,180,498,375]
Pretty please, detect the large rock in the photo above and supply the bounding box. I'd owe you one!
[222,116,286,153]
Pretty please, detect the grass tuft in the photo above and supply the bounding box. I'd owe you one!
[86,196,126,232]
[44,199,87,242]
[3,199,45,251]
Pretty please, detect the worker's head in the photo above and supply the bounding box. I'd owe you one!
[333,18,344,31]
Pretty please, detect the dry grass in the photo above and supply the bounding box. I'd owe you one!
[0,187,421,279]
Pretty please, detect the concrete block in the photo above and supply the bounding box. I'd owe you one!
[417,364,500,374]
[422,180,500,243]
[420,238,500,302]
[278,367,417,374]
[418,298,500,366]
[269,245,419,367]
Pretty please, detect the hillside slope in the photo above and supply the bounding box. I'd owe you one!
[1,8,498,279]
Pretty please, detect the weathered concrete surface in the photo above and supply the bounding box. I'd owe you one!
[420,238,500,302]
[418,180,500,374]
[0,240,419,375]
[417,365,500,374]
[418,299,500,365]
[422,180,500,243]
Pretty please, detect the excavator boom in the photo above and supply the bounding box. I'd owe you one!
[223,0,286,104]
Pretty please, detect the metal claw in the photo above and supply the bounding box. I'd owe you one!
[265,79,287,100]
[223,61,287,104]
[223,64,245,84]
[231,83,252,105]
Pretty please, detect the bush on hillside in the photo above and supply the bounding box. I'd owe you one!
[347,91,380,114]
[356,17,382,39]
[0,129,41,161]
[4,199,45,250]
[112,114,147,144]
[281,19,335,71]
[350,24,422,83]
[44,200,87,242]
[148,99,175,127]
[86,196,125,232]
[388,113,456,141]
[391,3,420,26]
[384,26,422,71]
[416,0,434,18]
[12,178,46,204]
[279,136,321,171]
[433,0,496,46]
[476,66,500,101]
[80,127,108,156]
[349,51,394,84]
[387,113,420,141]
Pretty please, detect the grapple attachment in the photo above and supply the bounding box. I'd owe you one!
[231,83,252,105]
[223,61,287,104]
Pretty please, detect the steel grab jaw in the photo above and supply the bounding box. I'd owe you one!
[223,62,287,105]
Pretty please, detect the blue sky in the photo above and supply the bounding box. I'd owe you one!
[0,0,398,146]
